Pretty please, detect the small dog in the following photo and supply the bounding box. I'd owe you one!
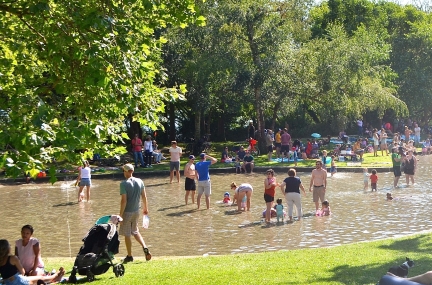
[388,257,415,278]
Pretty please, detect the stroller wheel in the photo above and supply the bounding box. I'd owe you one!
[87,274,95,282]
[114,264,125,277]
[87,269,95,282]
[69,275,77,284]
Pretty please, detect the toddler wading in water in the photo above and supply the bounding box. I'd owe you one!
[363,168,369,190]
[370,169,378,191]
[318,200,331,216]
[275,198,284,223]
[330,155,337,177]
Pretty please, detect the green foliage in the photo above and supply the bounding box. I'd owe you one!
[0,0,202,178]
[43,233,432,284]
[311,0,432,125]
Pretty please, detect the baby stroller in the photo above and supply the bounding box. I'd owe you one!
[69,215,125,283]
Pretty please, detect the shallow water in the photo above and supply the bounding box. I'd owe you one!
[1,156,431,258]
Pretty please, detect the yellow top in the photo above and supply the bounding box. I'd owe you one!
[275,132,281,143]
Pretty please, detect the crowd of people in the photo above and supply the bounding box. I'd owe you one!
[5,120,425,285]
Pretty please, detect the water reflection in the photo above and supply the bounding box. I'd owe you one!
[1,156,432,258]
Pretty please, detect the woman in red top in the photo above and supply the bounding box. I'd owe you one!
[264,169,279,223]
[305,139,312,158]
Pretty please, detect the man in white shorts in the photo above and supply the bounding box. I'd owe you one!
[195,153,217,209]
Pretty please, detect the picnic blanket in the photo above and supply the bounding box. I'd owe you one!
[272,158,304,163]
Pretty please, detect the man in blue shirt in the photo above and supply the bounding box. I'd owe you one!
[195,153,217,209]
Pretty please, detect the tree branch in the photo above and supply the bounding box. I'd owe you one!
[18,15,47,44]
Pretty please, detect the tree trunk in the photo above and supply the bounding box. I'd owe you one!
[206,109,211,139]
[254,86,266,152]
[194,111,201,140]
[271,102,279,131]
[169,102,176,141]
[247,19,266,152]
[217,116,225,141]
[128,114,141,151]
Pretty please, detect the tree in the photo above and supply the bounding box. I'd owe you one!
[209,0,313,148]
[0,0,203,180]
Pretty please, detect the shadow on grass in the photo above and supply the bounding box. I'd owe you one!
[291,236,432,285]
[378,235,432,254]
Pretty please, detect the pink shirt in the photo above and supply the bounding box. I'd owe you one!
[281,133,291,145]
[132,138,143,152]
[15,237,44,272]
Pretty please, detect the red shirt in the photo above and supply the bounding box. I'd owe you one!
[264,178,276,197]
[132,138,143,152]
[370,174,378,183]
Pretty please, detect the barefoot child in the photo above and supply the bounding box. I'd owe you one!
[363,168,369,190]
[370,169,378,191]
[386,193,393,200]
[321,150,328,170]
[330,155,337,177]
[234,157,241,174]
[275,198,284,223]
[320,200,331,216]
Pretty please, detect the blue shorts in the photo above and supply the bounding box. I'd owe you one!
[79,178,91,186]
[4,273,30,285]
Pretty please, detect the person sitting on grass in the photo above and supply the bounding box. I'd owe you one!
[353,138,365,161]
[221,146,229,163]
[0,239,65,285]
[236,146,246,161]
[384,270,432,285]
[15,225,44,277]
[241,152,254,173]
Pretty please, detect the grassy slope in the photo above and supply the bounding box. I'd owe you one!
[118,141,411,174]
[45,233,432,285]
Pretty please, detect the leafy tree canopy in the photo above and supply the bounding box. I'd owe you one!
[0,0,204,180]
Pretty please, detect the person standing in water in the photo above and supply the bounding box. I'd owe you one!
[195,153,217,209]
[309,160,327,212]
[77,160,91,202]
[184,155,198,205]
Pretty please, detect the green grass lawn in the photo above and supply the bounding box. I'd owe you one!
[44,232,432,284]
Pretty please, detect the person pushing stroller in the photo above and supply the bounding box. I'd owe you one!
[119,164,152,263]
